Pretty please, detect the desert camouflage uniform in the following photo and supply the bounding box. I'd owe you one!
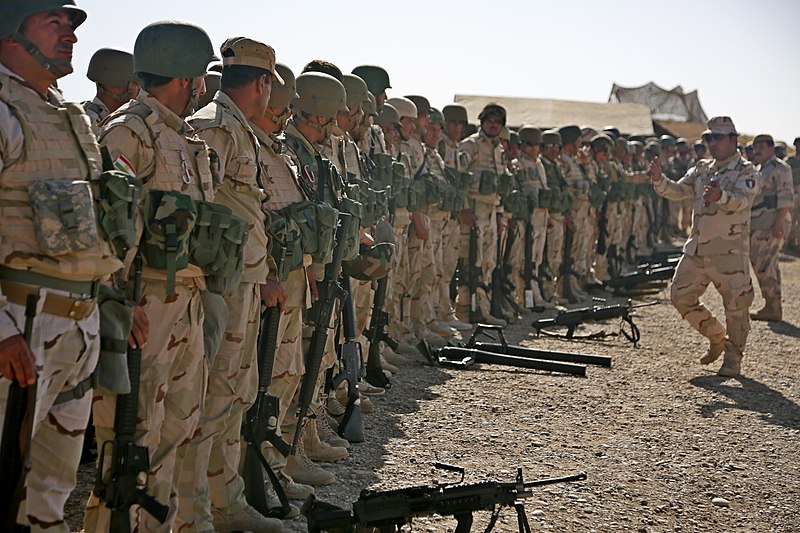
[0,65,122,533]
[749,156,793,301]
[170,91,269,529]
[82,96,110,135]
[252,122,311,473]
[628,158,651,258]
[595,158,624,280]
[674,153,694,235]
[654,153,759,364]
[787,154,800,249]
[435,135,462,322]
[85,90,213,532]
[510,152,549,303]
[560,152,592,287]
[386,141,415,338]
[540,155,567,298]
[456,131,504,319]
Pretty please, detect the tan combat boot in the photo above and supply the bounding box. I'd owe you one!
[750,298,782,321]
[277,469,314,501]
[718,355,742,377]
[303,417,349,462]
[211,504,283,533]
[700,337,726,365]
[315,406,350,448]
[284,440,336,486]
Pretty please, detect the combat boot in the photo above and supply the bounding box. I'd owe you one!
[361,395,374,413]
[277,469,314,501]
[443,316,472,331]
[211,504,283,533]
[284,440,336,486]
[718,356,742,377]
[427,320,457,337]
[750,298,782,321]
[316,405,350,448]
[382,344,412,365]
[700,337,725,365]
[326,393,346,418]
[303,417,349,462]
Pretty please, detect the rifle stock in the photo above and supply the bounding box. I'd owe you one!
[332,275,364,443]
[365,275,395,389]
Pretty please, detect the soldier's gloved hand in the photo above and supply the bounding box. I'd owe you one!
[0,334,37,387]
[128,304,149,349]
[260,280,288,312]
[648,157,663,183]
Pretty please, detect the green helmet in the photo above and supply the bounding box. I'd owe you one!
[442,104,468,123]
[590,134,614,152]
[542,130,562,146]
[294,72,347,119]
[198,71,220,108]
[342,242,395,281]
[0,0,86,39]
[342,74,370,111]
[133,20,217,78]
[429,107,445,127]
[519,125,542,145]
[510,130,521,146]
[385,97,417,119]
[405,95,430,117]
[375,103,400,128]
[351,65,391,95]
[268,63,298,109]
[478,103,506,125]
[87,47,135,87]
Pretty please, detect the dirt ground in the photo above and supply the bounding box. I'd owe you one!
[66,251,800,532]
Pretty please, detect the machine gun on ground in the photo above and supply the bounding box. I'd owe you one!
[607,254,680,294]
[302,463,586,533]
[418,324,611,377]
[532,298,659,345]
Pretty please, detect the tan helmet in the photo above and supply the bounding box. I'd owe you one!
[342,74,370,111]
[87,47,136,87]
[385,97,417,119]
[294,72,347,119]
[268,63,298,109]
[363,92,378,116]
[442,104,468,123]
[375,103,401,128]
[519,125,542,145]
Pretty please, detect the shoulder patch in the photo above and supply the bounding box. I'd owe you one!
[745,178,756,189]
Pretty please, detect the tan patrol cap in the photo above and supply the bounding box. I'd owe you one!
[703,116,737,136]
[752,133,773,145]
[220,37,283,83]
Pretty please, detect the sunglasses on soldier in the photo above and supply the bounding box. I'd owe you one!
[702,133,730,143]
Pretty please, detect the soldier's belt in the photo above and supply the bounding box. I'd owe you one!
[0,264,101,297]
[1,280,96,320]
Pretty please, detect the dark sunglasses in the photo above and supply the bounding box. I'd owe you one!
[483,117,503,125]
[702,133,730,143]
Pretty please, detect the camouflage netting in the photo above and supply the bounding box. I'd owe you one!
[609,82,708,124]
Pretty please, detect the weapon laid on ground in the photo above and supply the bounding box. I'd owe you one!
[607,255,679,293]
[364,275,396,389]
[330,275,365,443]
[1,294,39,531]
[302,463,587,533]
[532,298,659,345]
[418,324,611,377]
[242,303,292,518]
[94,255,168,532]
[292,213,351,452]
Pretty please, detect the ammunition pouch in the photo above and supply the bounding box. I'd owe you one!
[286,200,339,264]
[503,189,530,220]
[204,215,249,295]
[559,190,575,213]
[95,283,133,395]
[497,172,515,197]
[407,178,427,211]
[338,196,363,261]
[588,181,607,209]
[191,201,233,267]
[478,170,498,195]
[97,171,142,258]
[391,162,410,209]
[619,182,634,201]
[141,189,197,295]
[538,188,554,210]
[369,152,393,192]
[268,211,304,281]
[28,179,102,256]
[607,182,622,203]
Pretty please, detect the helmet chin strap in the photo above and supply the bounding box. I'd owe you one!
[99,84,133,104]
[181,78,199,118]
[13,33,72,78]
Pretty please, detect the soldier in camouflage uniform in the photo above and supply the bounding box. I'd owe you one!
[84,21,218,533]
[787,137,800,251]
[628,140,652,257]
[0,3,124,531]
[748,134,794,322]
[588,134,614,282]
[83,47,139,134]
[539,130,570,301]
[352,65,391,158]
[674,138,695,237]
[176,37,283,533]
[456,103,507,325]
[650,117,759,377]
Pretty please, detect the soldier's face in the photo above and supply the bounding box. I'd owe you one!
[522,143,540,158]
[481,116,503,138]
[752,141,774,165]
[399,116,415,139]
[423,122,441,148]
[706,134,737,160]
[19,10,78,73]
[416,114,430,137]
[542,144,560,160]
[445,120,464,141]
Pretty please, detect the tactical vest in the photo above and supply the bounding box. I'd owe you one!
[100,94,213,281]
[0,73,121,281]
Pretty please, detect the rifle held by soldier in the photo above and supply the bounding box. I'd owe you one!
[365,275,396,389]
[330,275,365,443]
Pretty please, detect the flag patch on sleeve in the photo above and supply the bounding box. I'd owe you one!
[745,178,755,189]
[113,154,136,178]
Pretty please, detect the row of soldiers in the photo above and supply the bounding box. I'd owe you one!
[0,2,796,532]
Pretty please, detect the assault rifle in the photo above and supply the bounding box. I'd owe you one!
[561,224,578,304]
[242,301,292,518]
[465,203,484,324]
[607,255,679,293]
[532,298,659,345]
[330,276,365,443]
[522,221,537,310]
[292,213,352,451]
[364,275,397,389]
[302,463,587,533]
[1,294,38,531]
[94,255,168,531]
[490,224,520,321]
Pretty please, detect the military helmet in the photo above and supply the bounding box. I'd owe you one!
[342,242,395,281]
[499,126,511,141]
[629,140,645,154]
[676,137,689,146]
[375,103,401,128]
[442,104,468,123]
[87,47,135,87]
[519,125,542,145]
[510,130,521,146]
[478,103,506,125]
[198,71,220,108]
[558,125,581,145]
[405,95,430,117]
[268,63,298,109]
[645,141,662,155]
[603,126,621,139]
[294,72,347,119]
[363,92,378,116]
[342,74,370,110]
[385,97,417,119]
[429,107,445,127]
[351,65,391,95]
[591,134,614,152]
[0,0,86,39]
[542,130,562,146]
[134,20,218,79]
[659,134,676,147]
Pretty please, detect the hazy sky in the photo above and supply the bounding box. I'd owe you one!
[58,0,800,143]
